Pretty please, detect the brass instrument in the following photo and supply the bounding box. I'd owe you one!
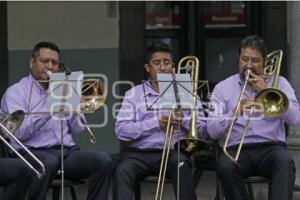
[223,49,288,162]
[81,79,106,112]
[175,56,209,154]
[155,56,208,200]
[256,50,288,117]
[56,63,107,143]
[155,111,174,200]
[0,110,46,178]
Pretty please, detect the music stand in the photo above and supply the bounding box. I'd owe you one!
[142,73,193,200]
[143,75,211,113]
[142,73,211,199]
[26,71,85,200]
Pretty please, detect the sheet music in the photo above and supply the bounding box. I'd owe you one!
[46,71,83,113]
[157,73,194,110]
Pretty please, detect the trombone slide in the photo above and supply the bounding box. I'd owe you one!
[0,119,45,178]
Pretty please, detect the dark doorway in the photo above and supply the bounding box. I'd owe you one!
[0,2,8,96]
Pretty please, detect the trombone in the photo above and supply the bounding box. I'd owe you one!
[223,50,288,163]
[0,110,46,178]
[155,56,208,200]
[54,63,107,143]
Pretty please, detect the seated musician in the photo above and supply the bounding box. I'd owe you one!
[113,41,208,200]
[207,35,300,200]
[0,41,112,200]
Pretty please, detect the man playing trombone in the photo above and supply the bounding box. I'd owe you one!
[114,41,207,200]
[207,35,300,200]
[0,41,112,200]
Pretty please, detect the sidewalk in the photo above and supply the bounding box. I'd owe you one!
[47,171,217,200]
[47,170,300,200]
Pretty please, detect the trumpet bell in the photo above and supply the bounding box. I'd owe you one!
[175,138,209,155]
[255,88,289,117]
[0,110,25,137]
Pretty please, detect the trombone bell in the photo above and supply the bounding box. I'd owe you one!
[255,88,289,117]
[175,138,209,155]
[0,110,24,137]
[80,80,106,112]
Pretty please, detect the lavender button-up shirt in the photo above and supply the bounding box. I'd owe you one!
[1,75,85,150]
[207,74,300,147]
[115,81,207,150]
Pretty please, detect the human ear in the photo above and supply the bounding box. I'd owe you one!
[29,58,34,70]
[144,64,150,73]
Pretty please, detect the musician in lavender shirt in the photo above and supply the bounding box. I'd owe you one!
[113,42,207,200]
[207,35,300,200]
[1,42,112,200]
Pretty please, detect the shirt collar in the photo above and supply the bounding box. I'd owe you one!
[29,74,47,95]
[143,79,159,96]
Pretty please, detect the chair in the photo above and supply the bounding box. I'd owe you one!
[135,176,172,200]
[134,148,214,200]
[50,177,86,200]
[245,176,270,200]
[124,142,272,200]
[113,147,171,199]
[111,149,172,200]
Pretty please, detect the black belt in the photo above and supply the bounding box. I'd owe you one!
[225,141,286,151]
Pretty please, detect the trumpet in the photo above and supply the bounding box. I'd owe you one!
[0,110,46,178]
[223,50,288,163]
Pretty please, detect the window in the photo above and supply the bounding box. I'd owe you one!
[145,2,181,30]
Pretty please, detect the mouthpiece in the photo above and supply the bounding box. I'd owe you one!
[46,71,52,78]
[244,69,252,81]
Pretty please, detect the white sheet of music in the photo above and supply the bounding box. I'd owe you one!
[157,73,194,110]
[46,71,83,113]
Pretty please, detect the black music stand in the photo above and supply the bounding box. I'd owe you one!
[143,74,211,113]
[159,73,193,200]
[26,71,84,200]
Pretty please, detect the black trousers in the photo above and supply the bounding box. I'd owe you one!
[113,149,195,200]
[217,143,295,200]
[21,145,112,200]
[0,158,33,200]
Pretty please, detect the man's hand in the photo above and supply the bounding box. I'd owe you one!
[159,116,170,131]
[248,72,267,92]
[233,98,255,116]
[159,110,184,131]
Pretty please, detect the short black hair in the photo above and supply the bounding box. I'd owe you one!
[31,41,60,58]
[145,41,173,63]
[238,35,268,59]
